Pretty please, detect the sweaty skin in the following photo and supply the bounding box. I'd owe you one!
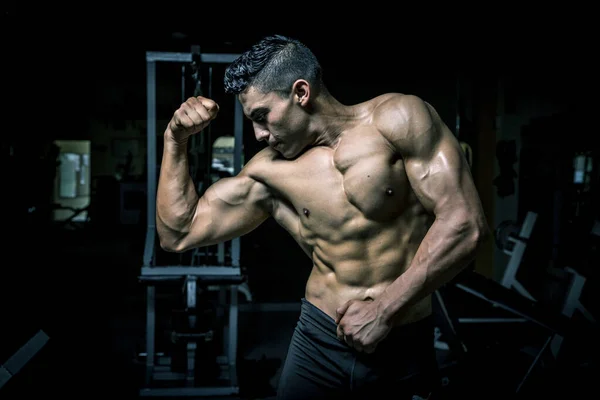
[157,91,488,351]
[248,115,434,325]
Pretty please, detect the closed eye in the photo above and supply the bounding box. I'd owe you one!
[252,112,268,123]
[248,107,269,123]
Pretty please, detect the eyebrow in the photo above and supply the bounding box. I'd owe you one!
[248,107,269,121]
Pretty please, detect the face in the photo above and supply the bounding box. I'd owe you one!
[239,84,311,159]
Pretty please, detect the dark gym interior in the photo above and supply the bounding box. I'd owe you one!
[2,10,598,400]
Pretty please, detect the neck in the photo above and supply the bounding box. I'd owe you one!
[309,91,359,148]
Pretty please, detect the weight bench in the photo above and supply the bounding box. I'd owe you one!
[438,270,573,394]
[434,211,540,357]
[549,220,599,356]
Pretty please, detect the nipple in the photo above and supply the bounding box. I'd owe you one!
[303,208,310,217]
[385,187,394,196]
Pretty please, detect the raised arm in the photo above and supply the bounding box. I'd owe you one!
[375,94,490,321]
[156,96,272,253]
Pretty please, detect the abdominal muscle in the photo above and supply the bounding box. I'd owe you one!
[303,240,433,327]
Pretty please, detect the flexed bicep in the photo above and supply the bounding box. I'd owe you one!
[163,174,272,252]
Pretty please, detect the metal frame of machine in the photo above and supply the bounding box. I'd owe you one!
[140,49,246,397]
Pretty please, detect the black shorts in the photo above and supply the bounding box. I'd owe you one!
[276,298,440,400]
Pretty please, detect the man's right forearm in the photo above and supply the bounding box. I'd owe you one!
[156,129,198,248]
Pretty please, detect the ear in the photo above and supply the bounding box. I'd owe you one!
[292,79,310,106]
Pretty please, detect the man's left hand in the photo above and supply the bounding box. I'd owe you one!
[335,299,392,353]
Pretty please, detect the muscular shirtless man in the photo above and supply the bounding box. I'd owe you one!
[156,35,489,399]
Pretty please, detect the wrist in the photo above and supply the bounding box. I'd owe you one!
[377,292,400,325]
[164,128,189,149]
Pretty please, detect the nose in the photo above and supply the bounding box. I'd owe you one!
[253,125,269,142]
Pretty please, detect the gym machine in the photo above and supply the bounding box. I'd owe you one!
[434,212,540,349]
[0,330,49,391]
[138,48,249,397]
[433,210,592,395]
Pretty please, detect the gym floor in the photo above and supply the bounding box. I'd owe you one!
[2,225,598,399]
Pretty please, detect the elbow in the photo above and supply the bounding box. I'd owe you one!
[467,217,491,253]
[159,240,178,253]
[160,239,190,254]
[476,215,492,244]
[157,231,191,253]
[447,211,490,256]
[158,228,209,254]
[158,237,181,253]
[448,209,490,248]
[156,214,195,253]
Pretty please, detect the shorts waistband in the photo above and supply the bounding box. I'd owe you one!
[299,298,338,338]
[299,297,434,340]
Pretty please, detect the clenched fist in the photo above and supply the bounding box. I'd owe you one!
[168,96,220,142]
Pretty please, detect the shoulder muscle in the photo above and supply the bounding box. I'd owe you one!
[374,93,442,159]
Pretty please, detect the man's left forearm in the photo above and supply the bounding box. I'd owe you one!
[378,215,487,323]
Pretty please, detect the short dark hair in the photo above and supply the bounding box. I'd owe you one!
[224,34,323,96]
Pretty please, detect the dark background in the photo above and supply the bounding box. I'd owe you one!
[2,7,598,399]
